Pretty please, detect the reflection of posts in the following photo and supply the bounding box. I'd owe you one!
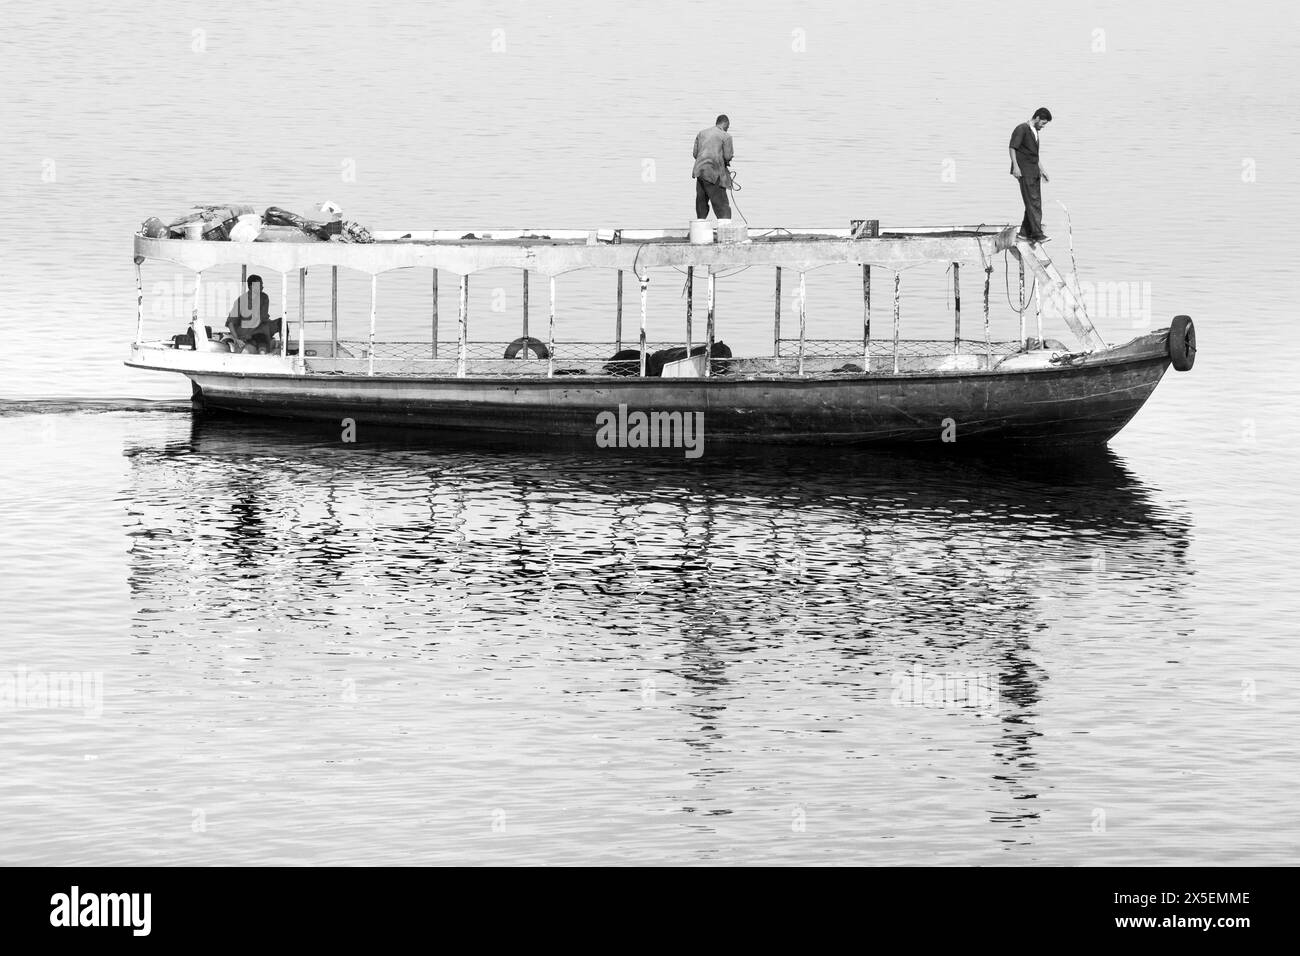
[224,273,282,354]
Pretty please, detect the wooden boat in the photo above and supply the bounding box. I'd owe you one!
[127,222,1196,447]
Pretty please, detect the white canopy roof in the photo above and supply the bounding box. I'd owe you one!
[134,225,1017,277]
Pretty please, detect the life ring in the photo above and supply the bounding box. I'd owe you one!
[1168,315,1196,372]
[504,336,550,360]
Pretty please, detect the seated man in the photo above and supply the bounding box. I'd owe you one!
[225,274,282,353]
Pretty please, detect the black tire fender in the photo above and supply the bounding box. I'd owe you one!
[504,336,550,360]
[1168,315,1196,372]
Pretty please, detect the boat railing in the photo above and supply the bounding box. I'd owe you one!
[336,339,687,363]
[299,339,1025,379]
[305,340,724,378]
[317,339,689,377]
[776,337,1022,358]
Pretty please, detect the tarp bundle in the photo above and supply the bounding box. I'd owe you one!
[165,204,256,239]
[263,206,340,240]
[142,203,374,243]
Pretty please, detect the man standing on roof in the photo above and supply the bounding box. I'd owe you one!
[692,114,734,219]
[1009,107,1052,243]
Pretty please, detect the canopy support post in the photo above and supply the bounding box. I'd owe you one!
[430,268,438,359]
[774,267,782,358]
[1018,258,1026,345]
[367,274,377,376]
[952,262,961,354]
[638,275,649,377]
[297,267,307,373]
[862,264,871,372]
[983,265,993,360]
[190,270,202,349]
[547,277,556,378]
[685,266,694,357]
[522,269,530,340]
[796,271,807,376]
[280,273,288,358]
[134,258,144,345]
[331,266,339,359]
[892,271,901,375]
[616,270,624,351]
[705,270,716,378]
[1034,282,1043,343]
[457,275,468,378]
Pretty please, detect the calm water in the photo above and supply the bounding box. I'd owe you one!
[1,0,1296,865]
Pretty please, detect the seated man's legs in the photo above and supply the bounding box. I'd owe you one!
[226,316,282,353]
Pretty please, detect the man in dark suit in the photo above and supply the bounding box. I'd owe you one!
[1009,107,1052,243]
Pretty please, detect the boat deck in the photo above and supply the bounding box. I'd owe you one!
[132,335,1090,384]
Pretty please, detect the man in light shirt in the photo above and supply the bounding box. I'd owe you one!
[692,114,734,219]
[1009,107,1052,243]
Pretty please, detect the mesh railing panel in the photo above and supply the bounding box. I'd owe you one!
[305,340,1023,377]
[318,341,690,378]
[776,337,1022,358]
[337,340,681,362]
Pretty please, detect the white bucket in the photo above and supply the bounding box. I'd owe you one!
[182,221,205,240]
[688,219,714,244]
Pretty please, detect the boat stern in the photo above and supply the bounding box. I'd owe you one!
[126,341,297,377]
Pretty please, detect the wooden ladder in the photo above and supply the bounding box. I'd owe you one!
[1010,239,1107,351]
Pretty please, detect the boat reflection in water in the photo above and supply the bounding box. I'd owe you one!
[122,417,1192,858]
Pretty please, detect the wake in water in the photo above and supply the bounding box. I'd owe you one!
[0,398,193,416]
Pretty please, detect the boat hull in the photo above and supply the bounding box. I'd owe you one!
[132,333,1174,447]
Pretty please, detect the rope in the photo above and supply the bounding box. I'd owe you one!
[725,166,748,224]
[631,242,650,283]
[1057,200,1081,285]
[1056,199,1091,325]
[1003,249,1036,315]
